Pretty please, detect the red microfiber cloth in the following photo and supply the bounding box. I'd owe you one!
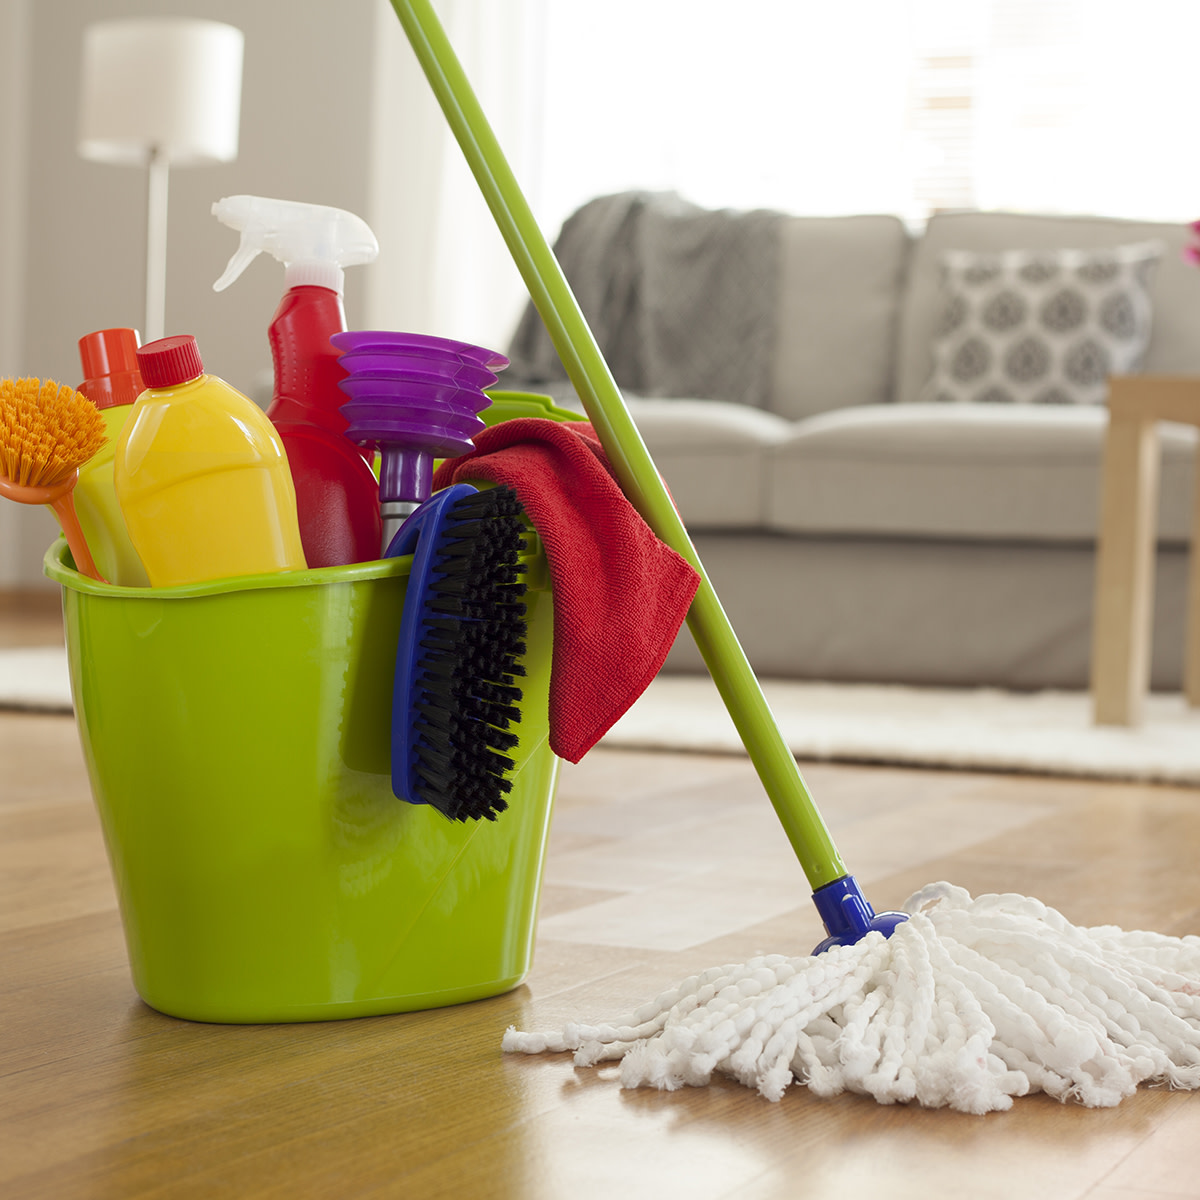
[432,418,700,763]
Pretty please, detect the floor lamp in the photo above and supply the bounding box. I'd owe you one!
[77,18,244,344]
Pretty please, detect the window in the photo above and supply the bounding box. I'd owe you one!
[536,0,1200,229]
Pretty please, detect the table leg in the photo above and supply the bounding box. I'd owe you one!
[1091,415,1161,726]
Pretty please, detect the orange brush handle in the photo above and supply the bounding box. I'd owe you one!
[0,472,107,583]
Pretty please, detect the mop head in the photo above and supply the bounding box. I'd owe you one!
[503,882,1200,1114]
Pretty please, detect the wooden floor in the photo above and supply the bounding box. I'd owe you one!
[3,591,1200,1199]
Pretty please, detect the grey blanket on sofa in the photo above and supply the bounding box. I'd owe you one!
[507,191,782,409]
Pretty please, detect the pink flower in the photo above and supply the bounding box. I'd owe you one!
[1185,220,1200,265]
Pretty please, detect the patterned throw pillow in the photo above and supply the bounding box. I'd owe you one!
[922,241,1162,405]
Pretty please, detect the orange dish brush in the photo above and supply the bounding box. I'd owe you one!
[0,377,107,581]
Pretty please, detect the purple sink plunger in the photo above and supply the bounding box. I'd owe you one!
[332,331,508,552]
[337,354,498,392]
[334,329,508,370]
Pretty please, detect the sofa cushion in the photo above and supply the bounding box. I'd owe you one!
[770,214,910,421]
[921,241,1161,407]
[896,212,1200,408]
[625,396,792,529]
[766,402,1197,544]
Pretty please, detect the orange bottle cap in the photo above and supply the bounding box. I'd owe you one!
[77,327,144,410]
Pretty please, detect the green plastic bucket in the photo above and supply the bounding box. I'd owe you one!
[45,534,559,1023]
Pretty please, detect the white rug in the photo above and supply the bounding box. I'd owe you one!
[0,646,72,713]
[602,674,1200,787]
[4,646,1198,785]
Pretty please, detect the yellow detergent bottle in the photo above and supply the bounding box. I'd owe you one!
[75,327,151,587]
[114,334,307,586]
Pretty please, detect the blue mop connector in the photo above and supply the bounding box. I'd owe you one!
[812,876,909,954]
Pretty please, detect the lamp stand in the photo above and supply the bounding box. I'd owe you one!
[145,145,169,344]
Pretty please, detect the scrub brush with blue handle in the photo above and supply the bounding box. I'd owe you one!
[386,482,529,821]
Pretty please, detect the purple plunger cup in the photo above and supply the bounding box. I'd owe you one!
[334,331,504,552]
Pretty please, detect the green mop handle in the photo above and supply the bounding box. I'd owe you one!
[391,0,848,891]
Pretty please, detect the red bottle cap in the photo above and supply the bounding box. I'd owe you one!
[137,335,204,389]
[77,327,144,410]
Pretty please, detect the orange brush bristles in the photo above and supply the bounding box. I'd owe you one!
[0,377,106,488]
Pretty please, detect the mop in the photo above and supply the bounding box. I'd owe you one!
[390,0,1200,1113]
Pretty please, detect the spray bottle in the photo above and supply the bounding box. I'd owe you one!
[212,195,382,567]
[74,327,150,586]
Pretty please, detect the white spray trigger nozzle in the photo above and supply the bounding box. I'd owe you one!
[211,194,379,295]
[213,240,263,292]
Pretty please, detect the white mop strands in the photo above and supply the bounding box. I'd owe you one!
[503,883,1200,1114]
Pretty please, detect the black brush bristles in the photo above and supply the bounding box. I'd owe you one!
[393,484,530,822]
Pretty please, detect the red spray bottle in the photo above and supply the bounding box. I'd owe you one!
[212,195,382,566]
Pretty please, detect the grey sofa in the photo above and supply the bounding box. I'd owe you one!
[508,199,1200,691]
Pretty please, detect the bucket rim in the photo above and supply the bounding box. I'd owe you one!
[43,536,410,600]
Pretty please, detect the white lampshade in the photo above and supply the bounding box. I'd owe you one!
[78,18,244,166]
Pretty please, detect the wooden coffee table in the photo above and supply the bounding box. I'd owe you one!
[1091,375,1200,725]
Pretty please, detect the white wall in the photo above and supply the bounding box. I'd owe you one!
[0,0,34,582]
